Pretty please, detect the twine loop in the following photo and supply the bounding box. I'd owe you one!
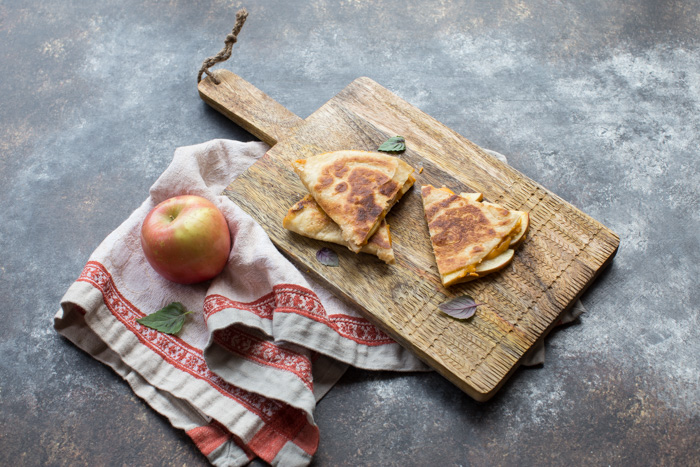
[197,9,248,84]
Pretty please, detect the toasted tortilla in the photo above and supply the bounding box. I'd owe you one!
[421,185,527,286]
[292,150,415,253]
[283,195,395,264]
[482,200,529,248]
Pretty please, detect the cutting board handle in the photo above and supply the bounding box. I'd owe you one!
[198,70,304,146]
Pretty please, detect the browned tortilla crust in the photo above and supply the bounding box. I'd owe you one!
[283,194,395,264]
[293,150,415,252]
[421,185,523,277]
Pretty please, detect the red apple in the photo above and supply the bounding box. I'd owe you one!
[140,195,231,284]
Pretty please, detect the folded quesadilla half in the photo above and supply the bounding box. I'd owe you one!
[283,194,395,264]
[421,185,529,286]
[292,150,415,253]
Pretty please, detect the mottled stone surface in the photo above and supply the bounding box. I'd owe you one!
[1,0,698,465]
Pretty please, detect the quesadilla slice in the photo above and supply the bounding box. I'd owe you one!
[480,199,529,248]
[292,150,415,253]
[283,195,395,264]
[421,185,528,286]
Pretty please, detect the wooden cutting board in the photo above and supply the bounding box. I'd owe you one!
[199,70,619,401]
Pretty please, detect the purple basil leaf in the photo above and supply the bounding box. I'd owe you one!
[316,247,339,267]
[438,295,481,320]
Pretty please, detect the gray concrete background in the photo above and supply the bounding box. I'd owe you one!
[1,0,699,465]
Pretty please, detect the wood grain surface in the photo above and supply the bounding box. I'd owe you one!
[200,72,619,401]
[199,70,304,145]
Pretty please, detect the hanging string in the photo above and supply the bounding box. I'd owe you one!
[197,8,248,84]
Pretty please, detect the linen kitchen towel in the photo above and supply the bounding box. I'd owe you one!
[55,139,427,466]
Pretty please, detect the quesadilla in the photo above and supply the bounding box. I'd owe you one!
[292,150,415,253]
[421,185,529,286]
[283,195,395,264]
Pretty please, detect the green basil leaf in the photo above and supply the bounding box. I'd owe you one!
[136,302,192,335]
[378,136,406,153]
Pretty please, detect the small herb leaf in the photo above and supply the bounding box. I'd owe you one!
[378,136,406,153]
[316,247,339,267]
[439,295,481,320]
[137,302,192,334]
